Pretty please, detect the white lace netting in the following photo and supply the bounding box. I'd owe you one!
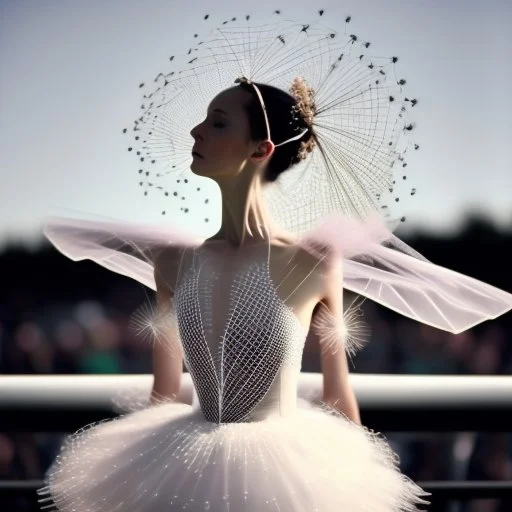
[173,244,307,423]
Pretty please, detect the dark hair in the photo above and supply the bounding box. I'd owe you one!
[238,82,315,182]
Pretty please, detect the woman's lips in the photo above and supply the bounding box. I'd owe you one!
[192,150,203,158]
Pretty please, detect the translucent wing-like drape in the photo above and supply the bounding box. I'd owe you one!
[301,215,512,334]
[43,215,201,291]
[343,253,512,334]
[45,215,512,336]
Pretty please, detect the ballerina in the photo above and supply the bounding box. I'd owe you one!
[38,11,512,511]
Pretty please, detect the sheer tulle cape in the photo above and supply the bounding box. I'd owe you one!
[43,215,203,291]
[44,213,512,334]
[38,398,428,512]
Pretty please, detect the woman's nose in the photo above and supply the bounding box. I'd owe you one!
[190,123,203,141]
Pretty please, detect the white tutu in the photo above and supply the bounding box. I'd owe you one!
[38,398,428,512]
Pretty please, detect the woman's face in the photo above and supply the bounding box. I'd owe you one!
[190,87,259,179]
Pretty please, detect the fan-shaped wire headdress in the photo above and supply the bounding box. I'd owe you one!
[124,10,419,235]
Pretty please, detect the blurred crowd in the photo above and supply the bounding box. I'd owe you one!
[1,291,511,511]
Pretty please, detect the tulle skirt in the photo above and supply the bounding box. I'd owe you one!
[38,399,428,512]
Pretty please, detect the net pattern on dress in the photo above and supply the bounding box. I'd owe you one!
[174,247,308,424]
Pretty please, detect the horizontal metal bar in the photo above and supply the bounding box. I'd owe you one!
[1,374,512,431]
[420,481,512,500]
[0,480,42,496]
[2,480,512,501]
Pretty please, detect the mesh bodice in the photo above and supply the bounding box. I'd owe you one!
[174,245,308,423]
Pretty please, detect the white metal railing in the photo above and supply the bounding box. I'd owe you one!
[1,373,512,431]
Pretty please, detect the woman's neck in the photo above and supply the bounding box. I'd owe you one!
[212,169,277,248]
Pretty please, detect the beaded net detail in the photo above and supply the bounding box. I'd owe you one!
[174,245,307,423]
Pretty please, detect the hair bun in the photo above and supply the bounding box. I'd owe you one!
[289,77,317,160]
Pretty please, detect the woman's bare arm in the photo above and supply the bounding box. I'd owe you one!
[150,250,184,405]
[317,258,361,424]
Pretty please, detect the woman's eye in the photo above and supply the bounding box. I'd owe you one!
[213,122,225,128]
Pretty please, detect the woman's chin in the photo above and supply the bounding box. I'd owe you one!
[190,161,204,175]
[191,161,217,178]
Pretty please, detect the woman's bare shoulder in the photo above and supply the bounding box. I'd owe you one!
[153,245,191,294]
[153,244,188,264]
[284,234,343,308]
[283,235,337,272]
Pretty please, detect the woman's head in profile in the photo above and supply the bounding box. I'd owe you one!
[189,79,316,184]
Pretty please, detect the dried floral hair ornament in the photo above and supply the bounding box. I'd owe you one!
[289,77,317,160]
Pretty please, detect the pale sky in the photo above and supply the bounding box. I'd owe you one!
[1,0,511,249]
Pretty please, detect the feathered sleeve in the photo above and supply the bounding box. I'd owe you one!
[300,213,512,334]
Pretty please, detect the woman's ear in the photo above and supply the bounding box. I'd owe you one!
[251,140,275,162]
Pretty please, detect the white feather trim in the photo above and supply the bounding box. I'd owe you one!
[128,300,183,358]
[311,297,371,358]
